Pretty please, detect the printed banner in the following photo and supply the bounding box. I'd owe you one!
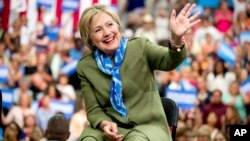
[2,89,14,109]
[197,0,220,8]
[240,78,250,95]
[50,100,75,119]
[31,100,75,119]
[11,0,27,13]
[62,0,79,12]
[37,0,52,9]
[60,60,78,76]
[181,80,197,92]
[216,41,236,67]
[191,5,204,17]
[240,31,250,45]
[0,66,9,83]
[166,89,197,110]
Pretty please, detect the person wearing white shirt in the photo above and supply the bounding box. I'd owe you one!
[56,74,76,102]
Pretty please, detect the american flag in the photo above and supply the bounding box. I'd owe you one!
[0,0,118,34]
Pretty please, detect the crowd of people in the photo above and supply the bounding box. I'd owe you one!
[0,0,250,141]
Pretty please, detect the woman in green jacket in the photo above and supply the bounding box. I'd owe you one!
[77,3,200,141]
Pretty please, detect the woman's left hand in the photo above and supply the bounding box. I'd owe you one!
[169,3,201,37]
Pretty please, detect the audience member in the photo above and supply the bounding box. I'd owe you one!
[30,22,50,54]
[8,56,24,87]
[1,94,33,128]
[221,106,241,133]
[214,0,233,33]
[45,114,70,141]
[203,112,219,140]
[176,127,189,141]
[68,99,89,141]
[13,76,33,104]
[155,7,170,44]
[36,95,55,132]
[134,13,158,44]
[56,74,76,102]
[30,53,53,98]
[222,81,247,120]
[196,77,211,110]
[197,126,211,141]
[45,83,62,100]
[4,19,21,53]
[3,121,25,141]
[213,130,228,141]
[206,60,236,95]
[168,70,183,91]
[203,89,227,130]
[192,16,222,55]
[23,114,43,141]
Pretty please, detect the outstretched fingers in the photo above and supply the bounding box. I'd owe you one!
[180,3,191,16]
[170,9,177,21]
[185,4,196,18]
[190,18,201,28]
[189,11,201,23]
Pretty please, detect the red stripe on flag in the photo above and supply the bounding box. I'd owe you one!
[0,0,10,31]
[93,0,98,4]
[37,7,43,22]
[111,0,117,5]
[73,4,80,31]
[56,0,63,25]
[20,0,28,17]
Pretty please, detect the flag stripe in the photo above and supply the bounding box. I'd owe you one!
[73,1,80,30]
[1,0,118,33]
[0,0,10,31]
[56,0,63,25]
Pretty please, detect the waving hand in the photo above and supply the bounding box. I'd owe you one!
[170,3,201,37]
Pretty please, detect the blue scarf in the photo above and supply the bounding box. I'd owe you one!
[94,38,128,117]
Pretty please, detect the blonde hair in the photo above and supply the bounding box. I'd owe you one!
[19,94,32,107]
[79,4,122,50]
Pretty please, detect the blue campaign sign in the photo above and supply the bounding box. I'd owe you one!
[0,66,8,83]
[62,0,79,12]
[2,89,14,109]
[240,31,250,45]
[166,89,197,110]
[191,5,204,17]
[50,100,75,119]
[37,0,52,9]
[60,60,78,76]
[31,100,75,119]
[216,41,236,67]
[45,25,60,41]
[197,0,220,8]
[240,78,250,95]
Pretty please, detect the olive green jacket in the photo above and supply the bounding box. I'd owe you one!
[77,37,186,140]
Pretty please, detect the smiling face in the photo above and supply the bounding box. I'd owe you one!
[90,12,121,56]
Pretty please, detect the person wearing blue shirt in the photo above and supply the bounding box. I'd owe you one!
[45,19,60,41]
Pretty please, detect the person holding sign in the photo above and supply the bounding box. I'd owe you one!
[77,3,200,141]
[1,94,33,128]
